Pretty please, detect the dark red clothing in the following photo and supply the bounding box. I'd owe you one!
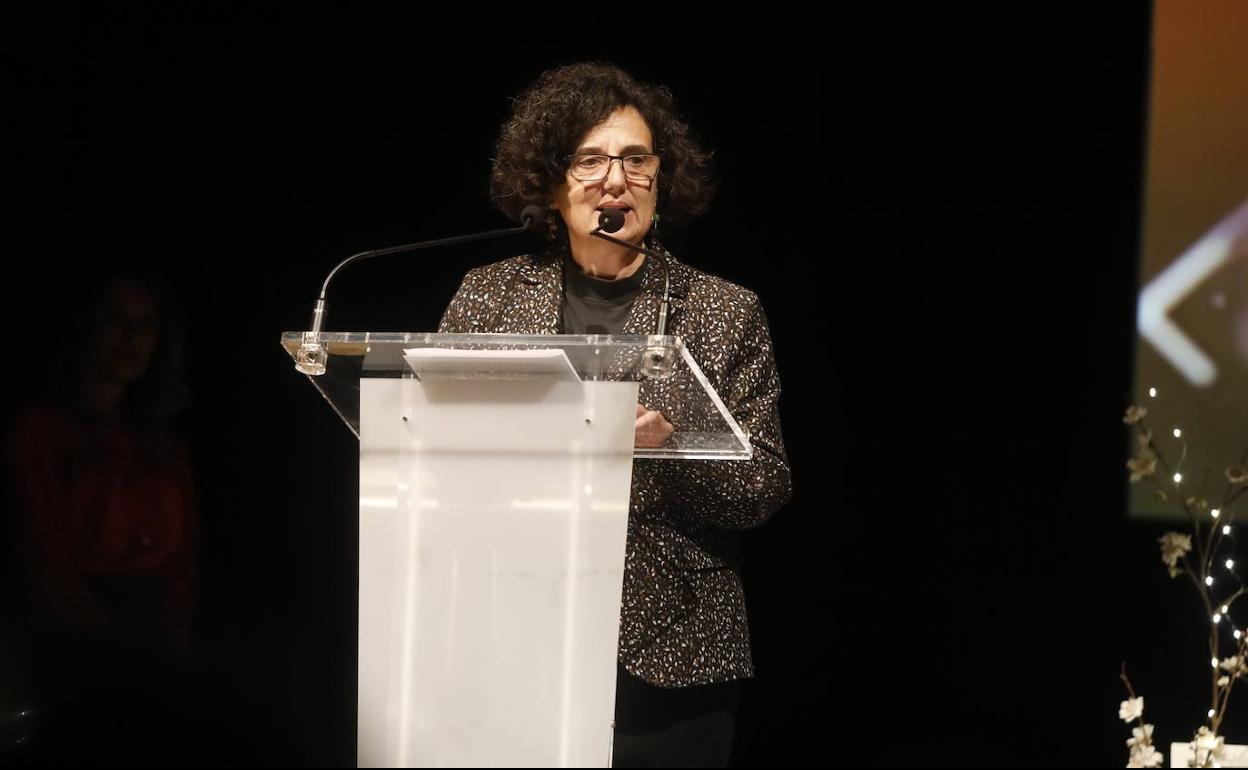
[4,401,197,647]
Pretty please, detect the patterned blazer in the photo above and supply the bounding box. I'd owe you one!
[439,243,792,687]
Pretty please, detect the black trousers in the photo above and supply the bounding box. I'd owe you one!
[611,664,741,768]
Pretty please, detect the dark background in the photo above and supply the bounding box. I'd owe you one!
[2,4,1210,766]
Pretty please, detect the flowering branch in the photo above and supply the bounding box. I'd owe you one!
[1121,403,1248,767]
[1120,664,1164,768]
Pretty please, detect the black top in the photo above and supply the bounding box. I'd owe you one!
[560,254,644,335]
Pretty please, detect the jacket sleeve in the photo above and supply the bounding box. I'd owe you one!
[437,267,485,334]
[649,292,793,531]
[4,409,110,635]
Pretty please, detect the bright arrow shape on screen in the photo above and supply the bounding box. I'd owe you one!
[1138,200,1248,387]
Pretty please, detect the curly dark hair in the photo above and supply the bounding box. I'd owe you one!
[490,62,716,228]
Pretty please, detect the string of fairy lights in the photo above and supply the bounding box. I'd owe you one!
[1145,385,1247,722]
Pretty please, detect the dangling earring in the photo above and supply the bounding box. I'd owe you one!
[651,211,661,238]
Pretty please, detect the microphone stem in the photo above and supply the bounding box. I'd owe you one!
[589,228,672,338]
[310,223,530,333]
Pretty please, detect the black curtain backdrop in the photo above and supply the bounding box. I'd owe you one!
[4,5,1199,767]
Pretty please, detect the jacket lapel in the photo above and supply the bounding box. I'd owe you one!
[496,255,562,334]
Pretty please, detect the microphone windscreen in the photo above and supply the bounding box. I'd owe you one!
[597,208,626,234]
[519,205,545,232]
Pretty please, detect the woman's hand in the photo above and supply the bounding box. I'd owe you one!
[634,403,674,448]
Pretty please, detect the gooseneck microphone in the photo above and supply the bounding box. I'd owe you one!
[295,206,544,374]
[590,209,676,379]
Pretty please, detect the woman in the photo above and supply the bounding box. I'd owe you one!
[439,62,792,767]
[4,274,197,670]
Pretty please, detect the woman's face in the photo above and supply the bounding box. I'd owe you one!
[92,280,159,386]
[553,105,658,246]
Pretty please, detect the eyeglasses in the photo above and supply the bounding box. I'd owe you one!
[564,154,661,182]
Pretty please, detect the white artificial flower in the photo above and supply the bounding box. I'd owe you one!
[1218,676,1231,687]
[1219,656,1243,673]
[1124,405,1148,425]
[1193,726,1225,764]
[1119,696,1144,722]
[1128,451,1158,482]
[1229,465,1248,485]
[1127,743,1163,768]
[1159,532,1193,576]
[1126,723,1154,748]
